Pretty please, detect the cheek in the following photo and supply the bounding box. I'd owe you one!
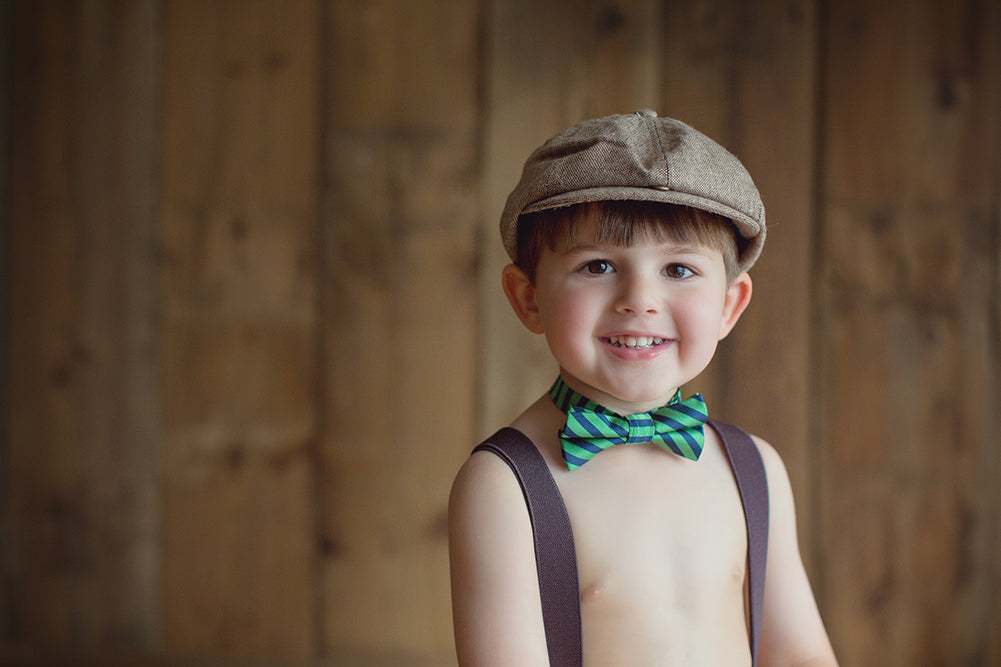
[676,294,729,342]
[541,295,584,337]
[537,288,597,351]
[674,302,725,377]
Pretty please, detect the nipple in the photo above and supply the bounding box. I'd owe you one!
[581,583,605,602]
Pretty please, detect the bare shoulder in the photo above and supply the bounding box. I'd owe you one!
[449,449,532,561]
[742,433,802,562]
[748,435,795,508]
[450,398,562,553]
[747,433,785,477]
[448,447,535,551]
[746,433,840,666]
[449,448,549,666]
[450,448,522,506]
[718,429,797,521]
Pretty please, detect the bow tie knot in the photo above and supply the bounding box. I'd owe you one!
[623,412,659,441]
[550,377,709,471]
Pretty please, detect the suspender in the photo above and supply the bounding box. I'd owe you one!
[711,419,770,665]
[473,427,584,666]
[472,420,769,667]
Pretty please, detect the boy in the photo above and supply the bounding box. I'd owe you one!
[449,110,837,666]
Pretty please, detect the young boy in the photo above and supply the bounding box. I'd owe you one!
[449,110,837,666]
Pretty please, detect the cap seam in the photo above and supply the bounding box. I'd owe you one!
[647,114,669,187]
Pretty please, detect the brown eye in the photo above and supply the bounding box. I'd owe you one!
[664,264,694,279]
[583,260,613,274]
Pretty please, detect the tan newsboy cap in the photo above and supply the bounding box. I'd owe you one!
[500,110,766,271]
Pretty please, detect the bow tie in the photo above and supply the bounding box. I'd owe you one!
[549,377,709,471]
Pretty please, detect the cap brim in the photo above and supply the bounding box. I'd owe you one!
[522,186,762,242]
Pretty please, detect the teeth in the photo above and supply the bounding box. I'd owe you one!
[608,336,664,348]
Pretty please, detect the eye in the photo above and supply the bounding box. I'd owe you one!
[581,259,614,275]
[663,263,695,279]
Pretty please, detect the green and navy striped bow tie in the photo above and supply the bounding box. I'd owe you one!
[549,376,709,471]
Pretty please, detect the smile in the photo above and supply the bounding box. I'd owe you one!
[604,335,666,349]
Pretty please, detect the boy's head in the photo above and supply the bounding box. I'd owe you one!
[500,110,765,282]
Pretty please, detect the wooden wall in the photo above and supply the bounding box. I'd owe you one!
[1,1,999,665]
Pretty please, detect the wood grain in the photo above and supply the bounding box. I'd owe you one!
[160,0,320,657]
[5,0,161,649]
[319,0,479,658]
[818,0,1001,662]
[1,1,999,664]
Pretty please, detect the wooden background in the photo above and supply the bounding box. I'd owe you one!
[2,0,999,665]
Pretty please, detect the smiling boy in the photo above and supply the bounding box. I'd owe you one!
[449,111,837,666]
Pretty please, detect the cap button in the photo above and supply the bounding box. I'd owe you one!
[635,109,658,118]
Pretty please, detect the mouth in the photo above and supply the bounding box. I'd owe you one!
[603,335,667,350]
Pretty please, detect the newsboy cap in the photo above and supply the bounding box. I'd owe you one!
[500,110,766,271]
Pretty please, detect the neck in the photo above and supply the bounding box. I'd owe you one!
[550,374,683,416]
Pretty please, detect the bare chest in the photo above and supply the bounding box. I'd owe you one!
[554,443,751,664]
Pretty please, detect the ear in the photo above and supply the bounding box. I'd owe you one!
[501,264,544,334]
[718,272,753,340]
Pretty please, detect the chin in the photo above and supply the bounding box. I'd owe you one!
[561,367,685,404]
[597,381,681,409]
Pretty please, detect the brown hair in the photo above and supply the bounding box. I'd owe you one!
[515,201,743,284]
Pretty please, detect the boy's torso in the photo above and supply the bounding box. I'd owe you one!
[511,397,753,666]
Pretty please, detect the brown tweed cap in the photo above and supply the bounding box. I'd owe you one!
[500,110,766,271]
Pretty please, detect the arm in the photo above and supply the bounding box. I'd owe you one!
[755,438,839,667]
[448,451,551,666]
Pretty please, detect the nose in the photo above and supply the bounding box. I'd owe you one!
[615,272,660,315]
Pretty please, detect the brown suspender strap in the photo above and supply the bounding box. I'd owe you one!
[473,427,583,667]
[473,421,768,667]
[709,419,769,666]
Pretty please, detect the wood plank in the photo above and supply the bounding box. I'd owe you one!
[5,0,161,649]
[160,0,320,658]
[992,21,1001,651]
[320,0,479,658]
[0,0,12,645]
[819,0,1001,663]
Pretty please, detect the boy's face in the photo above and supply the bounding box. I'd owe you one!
[503,209,752,415]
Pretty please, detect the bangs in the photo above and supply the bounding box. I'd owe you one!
[558,202,725,251]
[517,201,740,283]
